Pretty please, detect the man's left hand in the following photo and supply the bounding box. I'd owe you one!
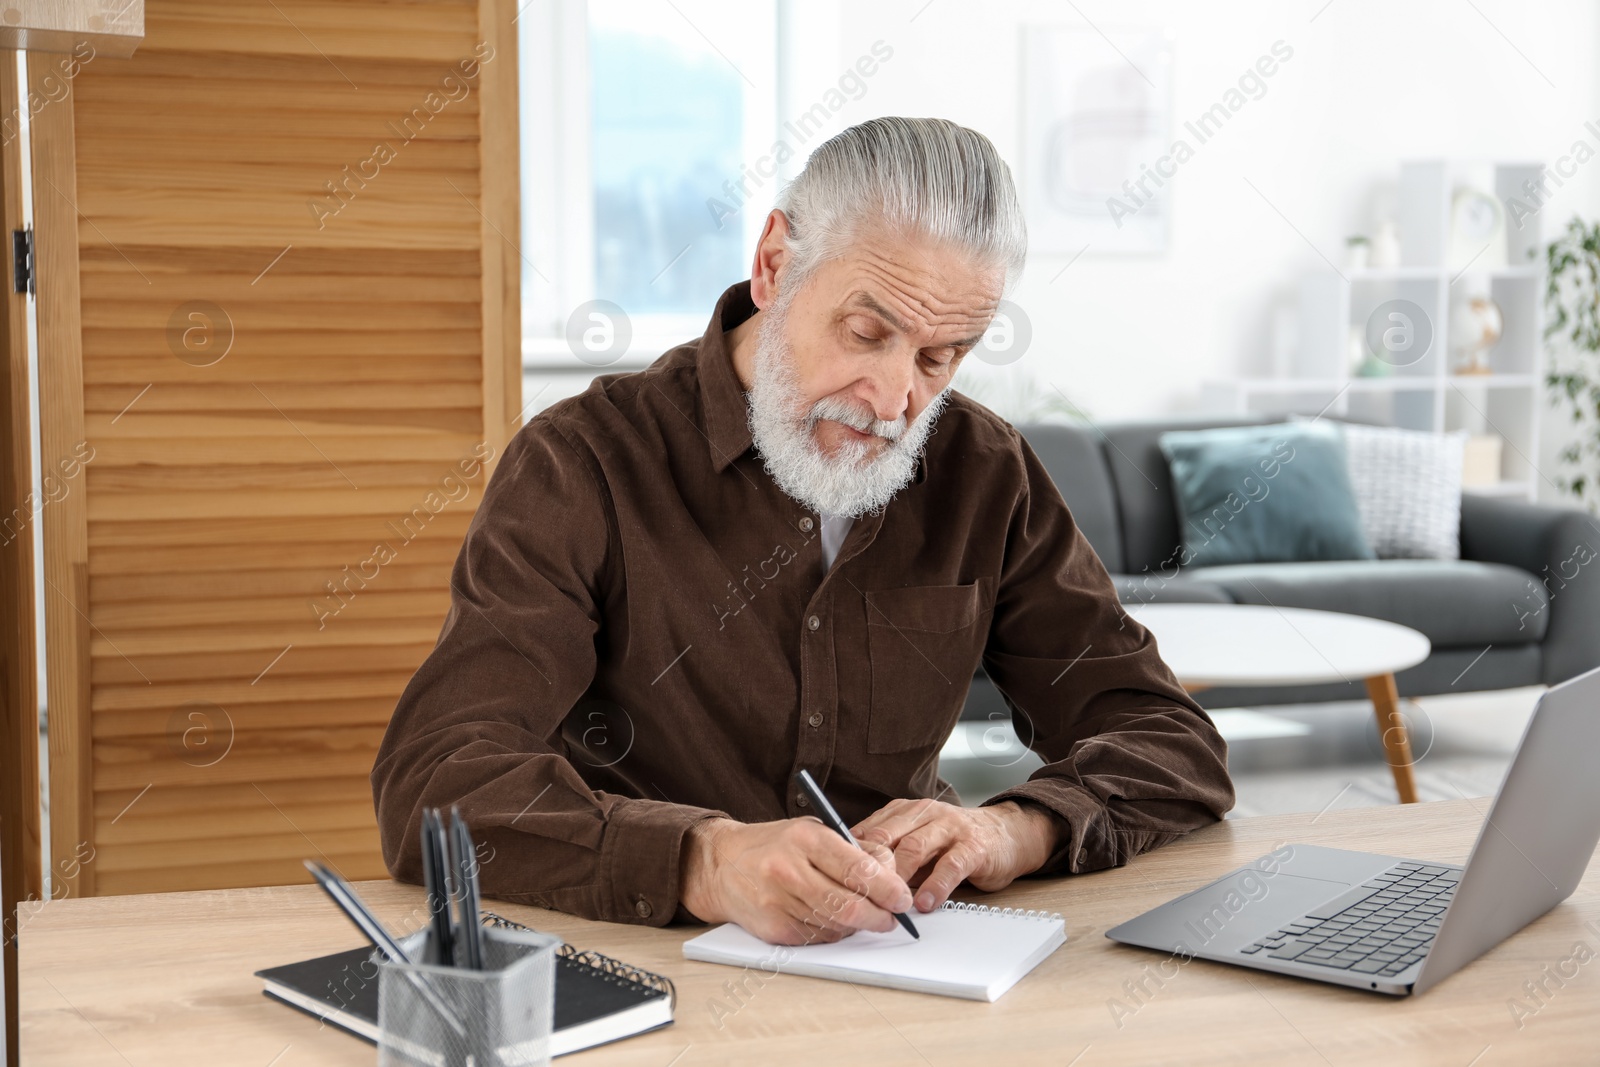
[849,799,1064,913]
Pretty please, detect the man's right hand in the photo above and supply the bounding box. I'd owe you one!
[679,816,915,945]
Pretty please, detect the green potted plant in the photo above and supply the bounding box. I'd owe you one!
[1544,216,1600,511]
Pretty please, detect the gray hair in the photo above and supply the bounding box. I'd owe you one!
[774,116,1027,292]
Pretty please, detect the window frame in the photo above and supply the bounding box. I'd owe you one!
[519,0,780,370]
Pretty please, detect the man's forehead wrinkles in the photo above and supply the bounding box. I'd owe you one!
[847,289,986,342]
[853,239,999,298]
[843,261,997,335]
[853,248,957,305]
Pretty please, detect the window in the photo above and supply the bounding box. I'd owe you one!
[520,0,778,370]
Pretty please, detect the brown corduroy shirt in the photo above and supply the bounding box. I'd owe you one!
[372,282,1233,927]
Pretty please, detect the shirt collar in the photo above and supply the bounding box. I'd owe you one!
[696,280,926,485]
[698,282,758,474]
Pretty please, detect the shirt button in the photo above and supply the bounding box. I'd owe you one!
[634,898,653,919]
[807,614,821,631]
[799,516,814,532]
[796,794,810,808]
[808,712,824,727]
[1077,848,1088,865]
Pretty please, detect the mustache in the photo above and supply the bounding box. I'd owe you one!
[805,395,906,441]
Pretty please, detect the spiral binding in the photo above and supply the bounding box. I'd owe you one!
[482,911,678,1007]
[939,900,1064,923]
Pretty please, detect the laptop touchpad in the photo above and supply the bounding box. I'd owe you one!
[1112,870,1350,955]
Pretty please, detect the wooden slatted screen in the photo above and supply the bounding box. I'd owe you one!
[37,0,521,896]
[3,47,44,1067]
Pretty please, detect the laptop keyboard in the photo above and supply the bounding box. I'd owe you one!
[1239,861,1461,977]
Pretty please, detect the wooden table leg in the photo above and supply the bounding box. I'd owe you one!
[1366,673,1419,804]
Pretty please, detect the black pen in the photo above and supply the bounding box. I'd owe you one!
[449,806,485,970]
[421,808,455,966]
[794,770,919,940]
[302,859,466,1037]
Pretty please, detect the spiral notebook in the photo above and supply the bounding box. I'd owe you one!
[682,901,1067,1002]
[256,913,674,1056]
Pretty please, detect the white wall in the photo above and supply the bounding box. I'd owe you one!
[818,0,1600,447]
[528,0,1600,503]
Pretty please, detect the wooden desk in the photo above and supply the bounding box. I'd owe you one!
[19,799,1600,1065]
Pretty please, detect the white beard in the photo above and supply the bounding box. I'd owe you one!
[744,293,949,518]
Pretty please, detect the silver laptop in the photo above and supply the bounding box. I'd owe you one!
[1106,664,1600,995]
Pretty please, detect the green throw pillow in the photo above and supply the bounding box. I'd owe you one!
[1158,422,1376,568]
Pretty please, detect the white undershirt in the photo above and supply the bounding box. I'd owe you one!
[820,513,855,571]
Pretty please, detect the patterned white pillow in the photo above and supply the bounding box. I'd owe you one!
[1336,423,1468,560]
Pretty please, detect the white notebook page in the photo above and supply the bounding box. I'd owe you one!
[682,903,1067,1002]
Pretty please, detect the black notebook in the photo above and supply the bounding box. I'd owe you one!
[255,913,674,1056]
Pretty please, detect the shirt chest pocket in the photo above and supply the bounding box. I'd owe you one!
[864,580,993,754]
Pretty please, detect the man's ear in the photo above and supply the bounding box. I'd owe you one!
[749,209,792,310]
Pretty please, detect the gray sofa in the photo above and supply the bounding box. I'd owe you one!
[963,415,1600,719]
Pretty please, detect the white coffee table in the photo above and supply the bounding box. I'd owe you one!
[1125,603,1432,803]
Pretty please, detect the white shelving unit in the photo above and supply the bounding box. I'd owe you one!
[1205,160,1545,502]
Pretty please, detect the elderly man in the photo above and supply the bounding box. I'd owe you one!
[372,116,1232,946]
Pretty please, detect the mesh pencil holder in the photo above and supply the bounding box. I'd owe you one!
[376,925,560,1067]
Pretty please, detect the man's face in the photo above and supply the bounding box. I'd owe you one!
[772,228,1004,462]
